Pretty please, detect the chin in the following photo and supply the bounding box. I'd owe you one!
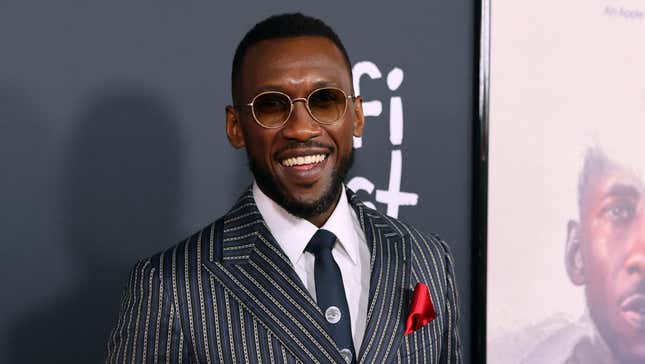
[603,326,645,364]
[274,179,341,219]
[250,167,340,219]
[248,148,353,220]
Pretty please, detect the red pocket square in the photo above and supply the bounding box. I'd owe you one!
[404,282,436,335]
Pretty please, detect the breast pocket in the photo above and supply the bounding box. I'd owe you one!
[399,318,442,362]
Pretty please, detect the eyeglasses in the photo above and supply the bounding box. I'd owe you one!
[236,87,357,129]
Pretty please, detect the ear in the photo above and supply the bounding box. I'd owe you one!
[565,220,585,286]
[226,105,246,149]
[352,96,365,138]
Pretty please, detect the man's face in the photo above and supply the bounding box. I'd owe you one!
[226,36,364,224]
[569,158,645,363]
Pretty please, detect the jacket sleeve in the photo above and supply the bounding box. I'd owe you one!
[439,242,463,363]
[105,257,189,363]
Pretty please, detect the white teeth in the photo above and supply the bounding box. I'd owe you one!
[281,154,327,167]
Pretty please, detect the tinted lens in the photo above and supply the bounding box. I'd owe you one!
[253,92,291,127]
[308,88,347,123]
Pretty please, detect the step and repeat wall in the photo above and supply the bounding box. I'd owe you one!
[487,0,645,363]
[1,1,475,362]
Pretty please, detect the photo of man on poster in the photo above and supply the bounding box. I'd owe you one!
[562,143,645,363]
[522,132,645,363]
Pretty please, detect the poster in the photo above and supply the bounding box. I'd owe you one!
[486,1,645,362]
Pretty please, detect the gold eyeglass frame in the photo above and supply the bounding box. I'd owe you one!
[237,87,357,129]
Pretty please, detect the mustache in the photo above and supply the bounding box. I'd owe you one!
[274,141,334,156]
[618,279,645,303]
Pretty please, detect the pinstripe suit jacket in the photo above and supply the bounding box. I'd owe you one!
[106,188,462,363]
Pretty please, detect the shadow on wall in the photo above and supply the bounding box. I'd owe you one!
[0,84,60,362]
[8,87,183,363]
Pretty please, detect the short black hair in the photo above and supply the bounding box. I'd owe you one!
[231,13,352,104]
[577,145,608,212]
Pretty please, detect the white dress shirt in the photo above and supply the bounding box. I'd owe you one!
[252,182,371,351]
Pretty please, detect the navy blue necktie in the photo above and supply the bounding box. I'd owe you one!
[305,229,356,364]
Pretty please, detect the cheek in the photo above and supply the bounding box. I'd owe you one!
[588,225,612,263]
[587,211,632,260]
[582,230,624,304]
[243,129,275,161]
[586,214,637,271]
[582,227,613,280]
[328,124,355,151]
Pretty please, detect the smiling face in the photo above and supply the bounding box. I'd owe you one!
[567,152,645,363]
[225,36,364,226]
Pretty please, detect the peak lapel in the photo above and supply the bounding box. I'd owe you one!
[348,191,412,363]
[202,189,345,363]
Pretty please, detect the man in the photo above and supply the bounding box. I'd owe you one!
[106,13,462,363]
[563,145,645,364]
[523,144,645,364]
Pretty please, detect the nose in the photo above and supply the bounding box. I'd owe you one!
[281,99,322,141]
[625,227,645,275]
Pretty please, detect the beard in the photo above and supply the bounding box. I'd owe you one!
[248,148,354,220]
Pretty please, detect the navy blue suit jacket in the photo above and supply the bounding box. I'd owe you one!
[106,188,462,363]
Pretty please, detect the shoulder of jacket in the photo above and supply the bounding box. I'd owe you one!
[137,216,225,273]
[372,210,454,261]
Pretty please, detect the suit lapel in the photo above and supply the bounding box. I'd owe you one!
[202,189,345,363]
[349,191,412,363]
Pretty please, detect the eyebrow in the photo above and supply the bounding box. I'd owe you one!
[604,182,640,199]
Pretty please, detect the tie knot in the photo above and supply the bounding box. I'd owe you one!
[305,229,337,255]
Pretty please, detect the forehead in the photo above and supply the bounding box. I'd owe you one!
[581,156,645,205]
[239,36,351,96]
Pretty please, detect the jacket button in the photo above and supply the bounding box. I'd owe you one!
[340,348,353,363]
[325,306,341,324]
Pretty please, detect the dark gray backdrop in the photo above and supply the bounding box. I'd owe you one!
[1,1,474,362]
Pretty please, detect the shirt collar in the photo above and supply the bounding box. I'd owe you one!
[252,181,360,266]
